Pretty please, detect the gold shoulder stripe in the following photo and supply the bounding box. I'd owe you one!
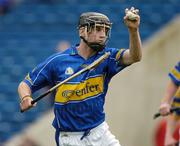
[115,48,125,61]
[171,68,180,81]
[25,73,33,85]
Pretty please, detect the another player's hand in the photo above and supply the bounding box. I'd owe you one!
[124,7,140,30]
[20,96,36,112]
[159,103,171,116]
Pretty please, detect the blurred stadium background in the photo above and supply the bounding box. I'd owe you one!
[0,0,179,146]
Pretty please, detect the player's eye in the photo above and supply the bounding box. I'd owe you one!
[96,26,102,32]
[105,27,110,35]
[88,25,110,36]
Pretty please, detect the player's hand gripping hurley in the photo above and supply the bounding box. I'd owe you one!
[21,52,110,113]
[153,107,180,119]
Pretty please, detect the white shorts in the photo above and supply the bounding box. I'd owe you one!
[59,122,121,146]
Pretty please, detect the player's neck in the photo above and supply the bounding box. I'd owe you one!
[77,43,96,60]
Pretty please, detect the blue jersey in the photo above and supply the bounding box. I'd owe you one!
[24,45,128,131]
[170,61,180,116]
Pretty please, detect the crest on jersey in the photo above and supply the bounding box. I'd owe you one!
[65,67,74,75]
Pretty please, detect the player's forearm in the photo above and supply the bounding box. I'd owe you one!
[18,81,32,101]
[128,28,142,62]
[161,80,178,104]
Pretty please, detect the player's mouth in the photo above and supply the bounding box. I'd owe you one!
[97,40,105,44]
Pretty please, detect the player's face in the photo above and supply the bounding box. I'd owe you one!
[87,24,110,44]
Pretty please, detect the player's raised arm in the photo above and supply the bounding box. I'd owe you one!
[122,7,142,65]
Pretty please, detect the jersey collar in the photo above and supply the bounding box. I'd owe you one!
[70,44,79,56]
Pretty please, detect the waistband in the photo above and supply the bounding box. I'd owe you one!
[60,121,107,135]
[55,121,108,146]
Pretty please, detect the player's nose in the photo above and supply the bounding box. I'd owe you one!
[99,30,106,38]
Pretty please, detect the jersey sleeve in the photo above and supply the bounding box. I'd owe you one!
[169,62,180,117]
[23,56,55,93]
[169,61,180,86]
[106,48,129,78]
